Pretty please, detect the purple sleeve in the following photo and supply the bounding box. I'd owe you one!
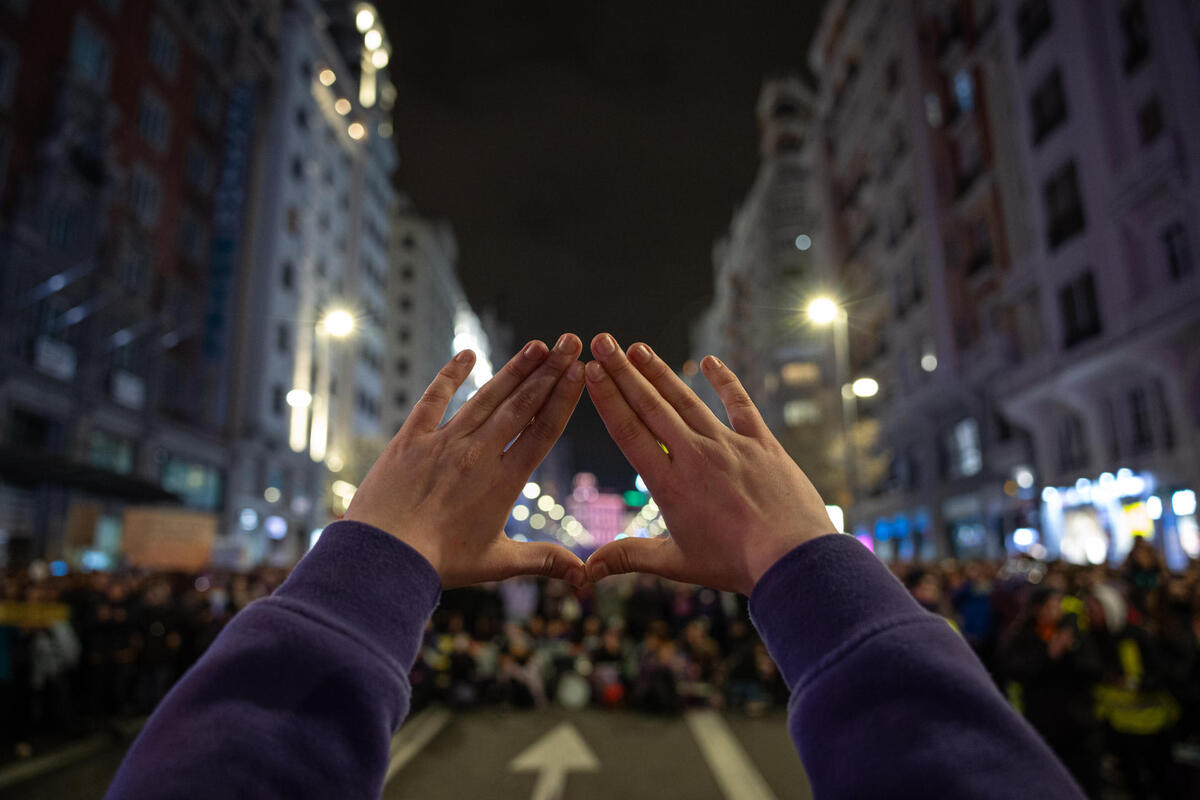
[105,521,440,799]
[749,534,1085,800]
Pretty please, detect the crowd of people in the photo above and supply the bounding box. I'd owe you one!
[3,538,1200,797]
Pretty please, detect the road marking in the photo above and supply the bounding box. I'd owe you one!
[385,707,453,783]
[509,722,599,800]
[685,710,779,800]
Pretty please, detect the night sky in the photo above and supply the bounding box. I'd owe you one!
[380,1,820,485]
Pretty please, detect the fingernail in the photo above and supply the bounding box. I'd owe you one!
[553,333,572,352]
[455,350,474,363]
[568,361,584,381]
[590,562,610,581]
[629,343,651,365]
[523,340,547,359]
[594,334,616,357]
[705,355,723,369]
[585,361,607,382]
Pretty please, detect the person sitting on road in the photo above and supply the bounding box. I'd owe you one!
[105,333,1088,799]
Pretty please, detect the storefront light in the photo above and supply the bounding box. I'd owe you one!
[1173,490,1197,517]
[239,508,259,531]
[1146,496,1163,520]
[1012,528,1037,548]
[1041,486,1059,503]
[265,515,288,540]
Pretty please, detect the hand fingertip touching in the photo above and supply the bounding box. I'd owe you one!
[591,332,617,358]
[628,342,652,365]
[585,361,607,382]
[567,360,585,382]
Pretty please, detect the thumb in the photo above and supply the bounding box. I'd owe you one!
[495,541,586,587]
[586,536,686,583]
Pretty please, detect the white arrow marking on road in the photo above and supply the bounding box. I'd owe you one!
[509,722,600,800]
[685,710,779,800]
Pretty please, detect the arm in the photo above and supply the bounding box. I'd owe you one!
[106,336,587,799]
[750,536,1083,799]
[581,334,1084,800]
[106,521,439,799]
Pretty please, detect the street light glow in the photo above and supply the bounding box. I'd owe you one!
[364,29,383,50]
[286,389,312,408]
[852,377,879,398]
[318,68,336,86]
[807,297,839,326]
[355,8,375,32]
[334,98,352,115]
[371,49,389,69]
[347,122,366,140]
[794,234,812,251]
[522,482,540,499]
[321,310,355,338]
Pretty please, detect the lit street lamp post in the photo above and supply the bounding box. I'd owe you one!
[807,297,877,535]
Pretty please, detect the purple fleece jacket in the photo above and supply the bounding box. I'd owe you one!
[106,522,1084,799]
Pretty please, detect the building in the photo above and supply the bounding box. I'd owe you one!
[689,77,848,503]
[385,196,496,437]
[224,0,398,566]
[804,0,1200,565]
[0,0,278,567]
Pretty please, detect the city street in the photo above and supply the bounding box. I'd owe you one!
[1,708,812,800]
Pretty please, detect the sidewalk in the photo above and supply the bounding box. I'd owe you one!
[0,718,144,793]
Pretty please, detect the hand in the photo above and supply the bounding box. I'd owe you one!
[345,334,587,589]
[582,333,836,595]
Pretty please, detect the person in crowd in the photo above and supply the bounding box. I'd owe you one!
[1000,586,1104,797]
[96,333,1089,799]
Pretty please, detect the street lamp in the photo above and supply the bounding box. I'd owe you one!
[807,296,862,531]
[320,309,356,338]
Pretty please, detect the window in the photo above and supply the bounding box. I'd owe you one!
[401,265,414,281]
[1119,0,1150,73]
[138,88,171,152]
[281,261,294,290]
[1030,68,1067,144]
[953,69,974,114]
[185,140,212,192]
[177,209,207,263]
[286,206,300,234]
[1138,96,1163,144]
[399,295,412,311]
[276,323,289,353]
[1016,0,1052,58]
[148,17,178,79]
[397,327,410,344]
[783,400,820,427]
[272,385,284,416]
[194,78,221,129]
[1044,161,1085,249]
[295,107,309,129]
[46,202,80,248]
[1059,270,1102,347]
[291,156,305,182]
[129,164,161,227]
[89,429,134,475]
[967,217,993,275]
[1057,413,1089,471]
[885,58,900,92]
[1162,221,1192,280]
[944,418,983,479]
[401,234,416,250]
[0,37,16,108]
[395,358,409,375]
[298,59,311,81]
[161,457,223,511]
[394,391,409,408]
[69,14,112,89]
[1128,386,1153,451]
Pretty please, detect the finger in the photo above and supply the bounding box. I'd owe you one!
[626,342,724,438]
[584,360,670,478]
[478,334,582,447]
[590,333,692,448]
[503,360,586,473]
[406,350,476,432]
[585,536,688,583]
[491,540,586,587]
[701,355,769,438]
[449,339,549,434]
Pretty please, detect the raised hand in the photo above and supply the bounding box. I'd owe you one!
[582,333,836,594]
[345,334,587,589]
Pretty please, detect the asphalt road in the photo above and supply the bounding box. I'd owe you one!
[2,708,811,800]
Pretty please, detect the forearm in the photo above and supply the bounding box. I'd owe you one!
[106,522,440,800]
[750,535,1084,800]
